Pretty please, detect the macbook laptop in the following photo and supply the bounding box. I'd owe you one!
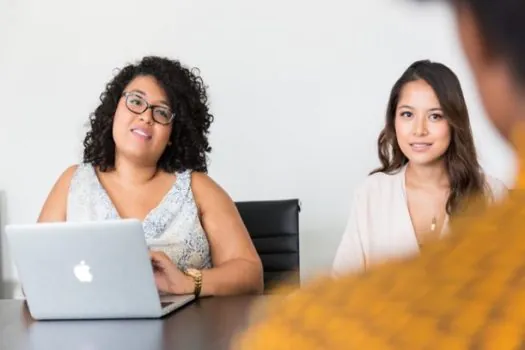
[5,219,195,320]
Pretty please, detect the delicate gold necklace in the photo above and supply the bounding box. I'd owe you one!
[430,194,448,233]
[430,217,437,232]
[420,216,439,248]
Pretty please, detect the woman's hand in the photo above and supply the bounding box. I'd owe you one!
[149,251,194,295]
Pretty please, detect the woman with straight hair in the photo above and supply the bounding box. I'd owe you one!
[332,59,507,275]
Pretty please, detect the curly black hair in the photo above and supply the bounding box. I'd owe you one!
[83,56,214,173]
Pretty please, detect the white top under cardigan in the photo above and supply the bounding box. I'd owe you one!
[332,165,508,277]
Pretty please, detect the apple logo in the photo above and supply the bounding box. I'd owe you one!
[73,260,93,283]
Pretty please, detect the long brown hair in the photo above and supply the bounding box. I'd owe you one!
[371,60,486,216]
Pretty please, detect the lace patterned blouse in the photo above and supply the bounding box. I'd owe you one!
[66,163,212,271]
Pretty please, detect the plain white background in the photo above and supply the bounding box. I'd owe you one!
[0,0,515,284]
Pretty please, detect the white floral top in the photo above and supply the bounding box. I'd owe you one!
[66,163,212,271]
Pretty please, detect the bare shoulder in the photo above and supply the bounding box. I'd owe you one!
[190,172,230,197]
[37,164,80,222]
[190,172,235,211]
[48,164,80,196]
[60,164,80,182]
[190,171,216,187]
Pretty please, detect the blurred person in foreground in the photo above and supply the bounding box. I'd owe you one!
[234,0,525,348]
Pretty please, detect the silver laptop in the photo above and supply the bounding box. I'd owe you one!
[5,219,195,320]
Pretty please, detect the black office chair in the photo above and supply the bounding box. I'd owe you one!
[235,199,300,292]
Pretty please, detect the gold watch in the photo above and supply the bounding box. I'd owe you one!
[185,268,202,297]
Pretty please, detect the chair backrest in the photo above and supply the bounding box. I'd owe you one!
[235,199,300,291]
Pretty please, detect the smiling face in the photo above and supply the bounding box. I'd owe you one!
[394,79,451,166]
[112,75,174,166]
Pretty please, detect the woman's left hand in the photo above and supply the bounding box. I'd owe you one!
[149,251,194,295]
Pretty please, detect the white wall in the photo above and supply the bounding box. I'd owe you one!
[0,0,515,283]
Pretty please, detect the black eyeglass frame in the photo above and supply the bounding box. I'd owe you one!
[122,92,175,125]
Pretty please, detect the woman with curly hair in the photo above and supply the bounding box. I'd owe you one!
[332,60,507,276]
[37,56,263,296]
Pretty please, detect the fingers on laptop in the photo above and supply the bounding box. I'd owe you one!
[149,251,172,270]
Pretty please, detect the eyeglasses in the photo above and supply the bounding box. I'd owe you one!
[122,92,175,125]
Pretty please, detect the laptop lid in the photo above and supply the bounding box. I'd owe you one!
[6,219,173,319]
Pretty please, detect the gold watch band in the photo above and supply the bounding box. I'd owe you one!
[185,268,202,297]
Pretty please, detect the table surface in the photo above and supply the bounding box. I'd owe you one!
[0,295,269,350]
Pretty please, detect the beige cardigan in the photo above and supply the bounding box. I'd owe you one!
[332,166,508,276]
